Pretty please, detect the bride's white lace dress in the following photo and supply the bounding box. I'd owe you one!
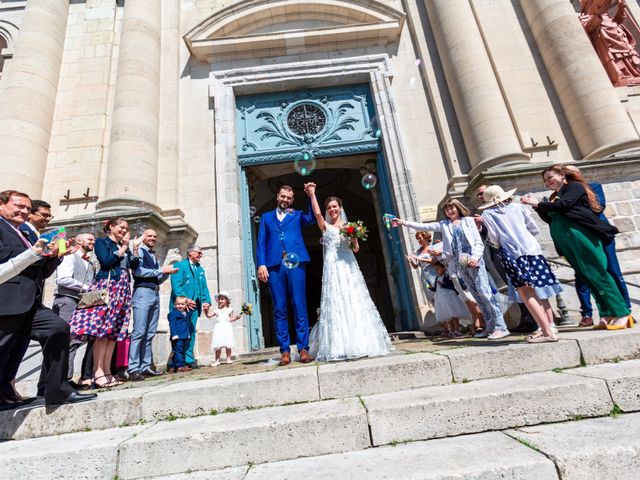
[309,224,394,361]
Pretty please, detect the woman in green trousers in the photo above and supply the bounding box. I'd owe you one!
[520,165,631,330]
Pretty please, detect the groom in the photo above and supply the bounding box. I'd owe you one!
[256,184,316,366]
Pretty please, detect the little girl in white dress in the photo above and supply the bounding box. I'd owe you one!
[204,291,241,366]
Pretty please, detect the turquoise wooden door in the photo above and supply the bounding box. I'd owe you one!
[236,84,417,348]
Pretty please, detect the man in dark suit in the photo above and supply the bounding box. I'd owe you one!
[19,199,53,244]
[0,190,96,409]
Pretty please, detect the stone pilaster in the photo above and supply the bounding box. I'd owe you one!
[0,0,69,196]
[519,0,640,158]
[99,0,161,210]
[425,0,528,172]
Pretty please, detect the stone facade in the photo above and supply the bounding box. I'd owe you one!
[0,0,639,360]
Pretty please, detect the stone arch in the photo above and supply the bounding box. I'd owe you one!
[184,0,405,62]
[0,19,19,78]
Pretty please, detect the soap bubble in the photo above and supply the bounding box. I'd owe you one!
[361,173,378,190]
[319,236,324,245]
[409,77,417,86]
[249,206,256,216]
[415,59,422,67]
[294,151,316,177]
[282,252,300,269]
[374,129,382,138]
[253,216,261,224]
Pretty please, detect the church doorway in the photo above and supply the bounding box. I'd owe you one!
[246,156,395,349]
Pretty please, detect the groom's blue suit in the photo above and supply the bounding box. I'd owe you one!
[256,206,315,353]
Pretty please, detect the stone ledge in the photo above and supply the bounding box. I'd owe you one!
[140,367,320,421]
[118,398,370,479]
[363,371,612,446]
[437,339,582,382]
[317,352,451,399]
[562,359,640,411]
[242,431,558,480]
[506,413,640,480]
[563,328,640,365]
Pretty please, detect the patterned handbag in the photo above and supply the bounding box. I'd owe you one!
[77,268,110,309]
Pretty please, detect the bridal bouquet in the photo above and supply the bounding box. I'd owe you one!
[241,303,253,316]
[340,221,368,249]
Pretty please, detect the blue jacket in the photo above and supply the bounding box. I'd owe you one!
[168,310,190,339]
[169,258,211,313]
[94,237,139,281]
[133,246,169,290]
[256,206,316,268]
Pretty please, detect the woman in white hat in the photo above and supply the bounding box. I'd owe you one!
[479,185,563,343]
[204,291,241,365]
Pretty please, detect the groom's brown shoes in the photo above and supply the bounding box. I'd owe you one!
[279,352,291,366]
[299,349,312,364]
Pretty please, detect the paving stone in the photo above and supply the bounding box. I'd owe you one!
[0,385,159,440]
[562,329,640,365]
[563,359,640,411]
[0,425,145,480]
[317,352,452,399]
[363,371,612,446]
[506,413,640,480]
[141,368,320,421]
[438,340,582,382]
[244,431,559,479]
[118,398,370,479]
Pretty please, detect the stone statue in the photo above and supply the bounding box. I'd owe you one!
[580,0,640,86]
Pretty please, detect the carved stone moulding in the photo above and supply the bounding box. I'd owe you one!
[184,0,406,62]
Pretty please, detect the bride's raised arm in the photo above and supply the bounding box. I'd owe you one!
[304,182,325,232]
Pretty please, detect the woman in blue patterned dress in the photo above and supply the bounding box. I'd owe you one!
[394,199,508,340]
[69,217,139,387]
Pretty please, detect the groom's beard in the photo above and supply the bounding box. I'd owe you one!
[278,201,292,210]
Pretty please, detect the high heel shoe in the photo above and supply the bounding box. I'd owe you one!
[605,315,634,330]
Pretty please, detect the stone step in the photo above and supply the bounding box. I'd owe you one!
[1,366,633,479]
[149,413,640,480]
[3,329,640,440]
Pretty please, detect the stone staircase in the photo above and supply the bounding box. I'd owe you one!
[2,328,640,479]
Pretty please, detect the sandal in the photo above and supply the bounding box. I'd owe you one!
[526,334,558,344]
[605,315,634,330]
[525,331,543,341]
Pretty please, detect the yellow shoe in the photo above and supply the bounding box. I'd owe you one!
[605,315,633,330]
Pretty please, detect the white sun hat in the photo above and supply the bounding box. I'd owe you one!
[477,185,517,210]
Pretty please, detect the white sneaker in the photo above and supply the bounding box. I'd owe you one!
[210,360,220,367]
[225,358,233,364]
[487,329,510,340]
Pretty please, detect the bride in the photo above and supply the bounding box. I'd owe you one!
[304,183,393,361]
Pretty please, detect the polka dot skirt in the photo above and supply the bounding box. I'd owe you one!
[498,247,561,290]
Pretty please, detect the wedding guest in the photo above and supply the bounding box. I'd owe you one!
[475,185,537,334]
[563,165,632,327]
[521,165,631,329]
[53,233,96,387]
[430,261,471,337]
[0,190,95,408]
[479,185,563,343]
[204,291,241,366]
[69,217,139,388]
[168,296,191,373]
[405,231,437,303]
[128,229,177,381]
[19,199,53,244]
[170,245,211,368]
[393,199,509,340]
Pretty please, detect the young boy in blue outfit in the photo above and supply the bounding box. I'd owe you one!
[168,296,191,372]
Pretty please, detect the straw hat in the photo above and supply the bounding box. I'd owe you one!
[477,185,517,210]
[214,291,231,302]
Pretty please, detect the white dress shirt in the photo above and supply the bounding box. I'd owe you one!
[56,251,92,293]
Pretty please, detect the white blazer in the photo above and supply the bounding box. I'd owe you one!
[0,249,40,285]
[405,217,485,270]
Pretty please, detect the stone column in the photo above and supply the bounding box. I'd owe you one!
[519,0,640,158]
[425,0,528,171]
[100,0,162,210]
[0,0,69,196]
